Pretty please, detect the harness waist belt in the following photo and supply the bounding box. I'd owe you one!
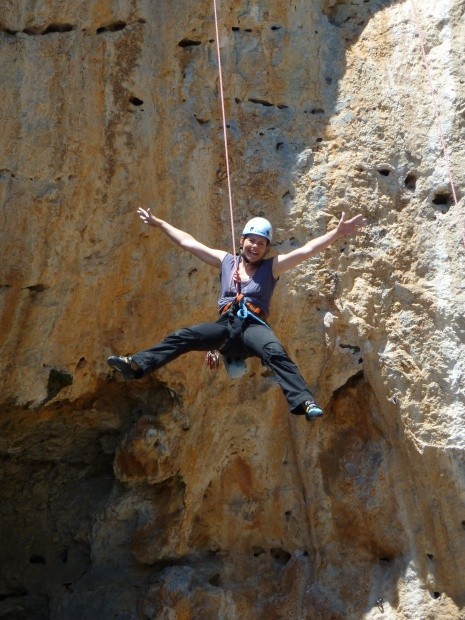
[220,295,268,320]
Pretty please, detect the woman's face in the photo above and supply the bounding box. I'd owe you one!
[240,234,269,263]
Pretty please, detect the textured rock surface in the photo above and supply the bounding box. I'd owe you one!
[1,0,465,618]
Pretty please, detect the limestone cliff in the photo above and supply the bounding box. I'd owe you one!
[1,0,465,618]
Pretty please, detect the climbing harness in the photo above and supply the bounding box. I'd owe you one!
[205,293,271,377]
[410,0,465,249]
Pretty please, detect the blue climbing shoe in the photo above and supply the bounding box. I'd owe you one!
[107,355,139,380]
[304,400,323,422]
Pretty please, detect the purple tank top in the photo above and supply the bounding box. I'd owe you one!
[218,254,278,317]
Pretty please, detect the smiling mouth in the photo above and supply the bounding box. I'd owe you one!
[242,248,261,264]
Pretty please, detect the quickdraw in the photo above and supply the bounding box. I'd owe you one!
[205,350,221,369]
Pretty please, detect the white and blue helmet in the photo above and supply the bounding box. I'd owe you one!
[242,217,272,242]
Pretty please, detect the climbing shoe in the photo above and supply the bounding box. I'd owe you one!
[107,355,140,380]
[303,400,323,422]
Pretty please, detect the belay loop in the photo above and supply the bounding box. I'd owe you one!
[233,295,270,328]
[236,298,248,321]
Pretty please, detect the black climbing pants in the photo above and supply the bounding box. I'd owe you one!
[131,312,314,414]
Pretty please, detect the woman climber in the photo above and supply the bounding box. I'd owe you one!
[107,208,366,421]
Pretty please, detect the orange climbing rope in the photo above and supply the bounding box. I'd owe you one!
[212,0,237,258]
[410,0,465,249]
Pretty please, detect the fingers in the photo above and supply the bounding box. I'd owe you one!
[353,215,367,227]
[348,214,367,227]
[137,208,151,225]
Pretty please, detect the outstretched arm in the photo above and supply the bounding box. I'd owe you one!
[137,208,227,268]
[272,212,366,278]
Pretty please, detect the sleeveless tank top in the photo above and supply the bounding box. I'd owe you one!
[218,253,278,317]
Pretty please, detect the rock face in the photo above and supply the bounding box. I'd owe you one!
[1,0,465,618]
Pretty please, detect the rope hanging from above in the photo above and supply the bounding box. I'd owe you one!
[410,0,465,249]
[212,0,237,259]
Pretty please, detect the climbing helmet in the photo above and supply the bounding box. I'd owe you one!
[242,217,273,243]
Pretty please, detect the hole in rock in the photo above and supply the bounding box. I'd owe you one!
[232,26,240,31]
[129,96,143,106]
[252,546,265,557]
[378,167,391,177]
[276,142,284,150]
[270,547,291,565]
[379,557,391,564]
[209,574,221,587]
[0,588,28,601]
[404,173,417,190]
[23,27,42,35]
[277,104,289,109]
[244,28,253,32]
[432,192,453,208]
[432,592,441,599]
[178,38,201,47]
[339,343,361,354]
[76,357,86,370]
[271,25,281,30]
[316,137,323,142]
[284,510,291,521]
[30,554,46,564]
[26,283,47,293]
[96,21,127,34]
[249,98,274,107]
[426,553,434,560]
[47,368,73,401]
[311,108,325,114]
[43,23,74,34]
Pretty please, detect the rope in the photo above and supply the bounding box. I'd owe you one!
[212,0,237,258]
[410,0,465,248]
